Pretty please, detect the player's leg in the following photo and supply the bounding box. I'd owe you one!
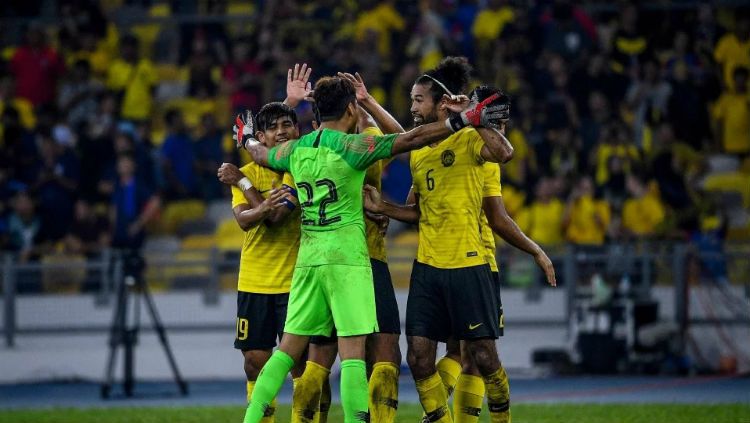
[327,264,379,423]
[293,335,337,423]
[437,338,462,397]
[453,342,484,423]
[236,292,283,422]
[448,265,508,423]
[406,261,452,423]
[245,267,333,423]
[367,258,402,423]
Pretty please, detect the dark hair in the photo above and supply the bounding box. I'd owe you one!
[733,66,749,79]
[415,56,473,102]
[164,108,181,127]
[255,102,298,131]
[312,76,356,122]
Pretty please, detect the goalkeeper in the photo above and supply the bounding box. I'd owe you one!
[236,75,511,423]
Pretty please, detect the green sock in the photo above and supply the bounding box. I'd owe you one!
[244,351,295,423]
[340,359,369,423]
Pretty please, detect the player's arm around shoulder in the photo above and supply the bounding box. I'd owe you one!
[218,162,292,231]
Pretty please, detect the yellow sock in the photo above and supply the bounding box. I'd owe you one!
[369,362,400,423]
[453,374,484,423]
[415,372,452,423]
[319,376,331,423]
[436,356,461,398]
[291,361,330,423]
[247,380,277,422]
[483,367,511,423]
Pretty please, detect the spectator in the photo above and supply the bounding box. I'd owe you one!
[31,136,80,241]
[541,1,596,62]
[160,109,196,199]
[354,0,405,58]
[713,15,750,91]
[10,26,66,106]
[625,60,672,150]
[622,174,666,239]
[222,38,263,113]
[57,59,102,131]
[579,91,611,153]
[0,75,36,130]
[1,107,38,185]
[711,66,750,155]
[63,199,110,256]
[6,191,44,262]
[594,123,640,186]
[194,113,225,201]
[610,4,649,74]
[111,154,160,250]
[666,60,712,150]
[517,177,565,247]
[563,176,611,246]
[106,34,157,122]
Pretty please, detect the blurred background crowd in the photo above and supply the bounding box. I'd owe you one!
[0,0,748,283]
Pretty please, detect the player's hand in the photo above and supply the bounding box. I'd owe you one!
[443,94,471,113]
[365,210,390,237]
[217,162,245,185]
[534,250,556,287]
[363,184,383,213]
[447,86,510,131]
[233,110,259,150]
[261,186,293,214]
[286,63,313,107]
[338,71,370,102]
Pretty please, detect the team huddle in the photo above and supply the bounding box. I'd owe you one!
[217,58,556,423]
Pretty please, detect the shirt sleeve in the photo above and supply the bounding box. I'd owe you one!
[465,129,486,164]
[267,140,297,172]
[340,132,398,170]
[482,162,502,197]
[231,165,255,208]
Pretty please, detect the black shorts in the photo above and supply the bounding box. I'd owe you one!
[406,261,500,342]
[310,258,401,345]
[234,291,288,351]
[492,271,504,336]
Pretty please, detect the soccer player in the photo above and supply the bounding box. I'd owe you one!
[217,102,303,423]
[235,75,508,423]
[362,58,519,423]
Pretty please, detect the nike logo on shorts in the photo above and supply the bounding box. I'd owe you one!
[469,323,483,330]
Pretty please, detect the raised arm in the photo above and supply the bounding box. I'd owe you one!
[476,126,514,163]
[339,72,405,134]
[483,196,556,287]
[283,63,313,108]
[364,185,420,224]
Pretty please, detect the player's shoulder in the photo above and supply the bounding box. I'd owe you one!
[239,162,257,176]
[451,126,481,143]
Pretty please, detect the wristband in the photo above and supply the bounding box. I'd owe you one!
[446,115,465,132]
[237,177,253,191]
[282,184,298,198]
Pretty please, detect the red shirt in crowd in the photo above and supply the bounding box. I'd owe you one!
[11,46,66,106]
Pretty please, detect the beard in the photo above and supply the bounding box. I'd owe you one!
[412,109,439,128]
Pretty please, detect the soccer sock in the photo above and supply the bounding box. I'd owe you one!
[453,374,485,423]
[340,359,370,423]
[368,362,400,423]
[319,374,332,423]
[436,356,461,398]
[243,351,294,423]
[483,366,511,423]
[247,381,277,423]
[291,361,330,423]
[415,372,452,423]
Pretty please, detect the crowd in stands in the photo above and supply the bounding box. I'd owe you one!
[0,0,749,270]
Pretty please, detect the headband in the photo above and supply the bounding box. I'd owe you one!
[421,74,456,96]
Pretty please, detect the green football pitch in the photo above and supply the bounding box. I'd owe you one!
[1,404,748,423]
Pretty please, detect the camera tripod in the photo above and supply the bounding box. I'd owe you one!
[101,252,188,398]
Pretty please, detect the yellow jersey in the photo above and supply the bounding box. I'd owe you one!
[362,126,389,263]
[231,162,301,293]
[622,193,665,237]
[410,127,488,269]
[479,163,503,273]
[712,91,750,154]
[106,58,157,121]
[565,196,611,245]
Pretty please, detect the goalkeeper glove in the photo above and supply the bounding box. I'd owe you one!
[446,86,510,132]
[233,110,259,150]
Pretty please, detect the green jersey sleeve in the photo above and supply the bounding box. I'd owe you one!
[338,132,398,171]
[266,140,298,172]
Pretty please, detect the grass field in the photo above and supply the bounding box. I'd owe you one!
[1,404,749,423]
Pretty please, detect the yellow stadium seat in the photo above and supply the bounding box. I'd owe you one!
[181,234,217,249]
[215,218,245,252]
[41,253,87,293]
[159,200,207,234]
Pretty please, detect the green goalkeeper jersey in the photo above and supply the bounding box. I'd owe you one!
[267,128,397,267]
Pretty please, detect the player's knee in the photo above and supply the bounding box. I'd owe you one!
[243,352,268,381]
[466,340,499,376]
[461,355,480,375]
[407,347,434,379]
